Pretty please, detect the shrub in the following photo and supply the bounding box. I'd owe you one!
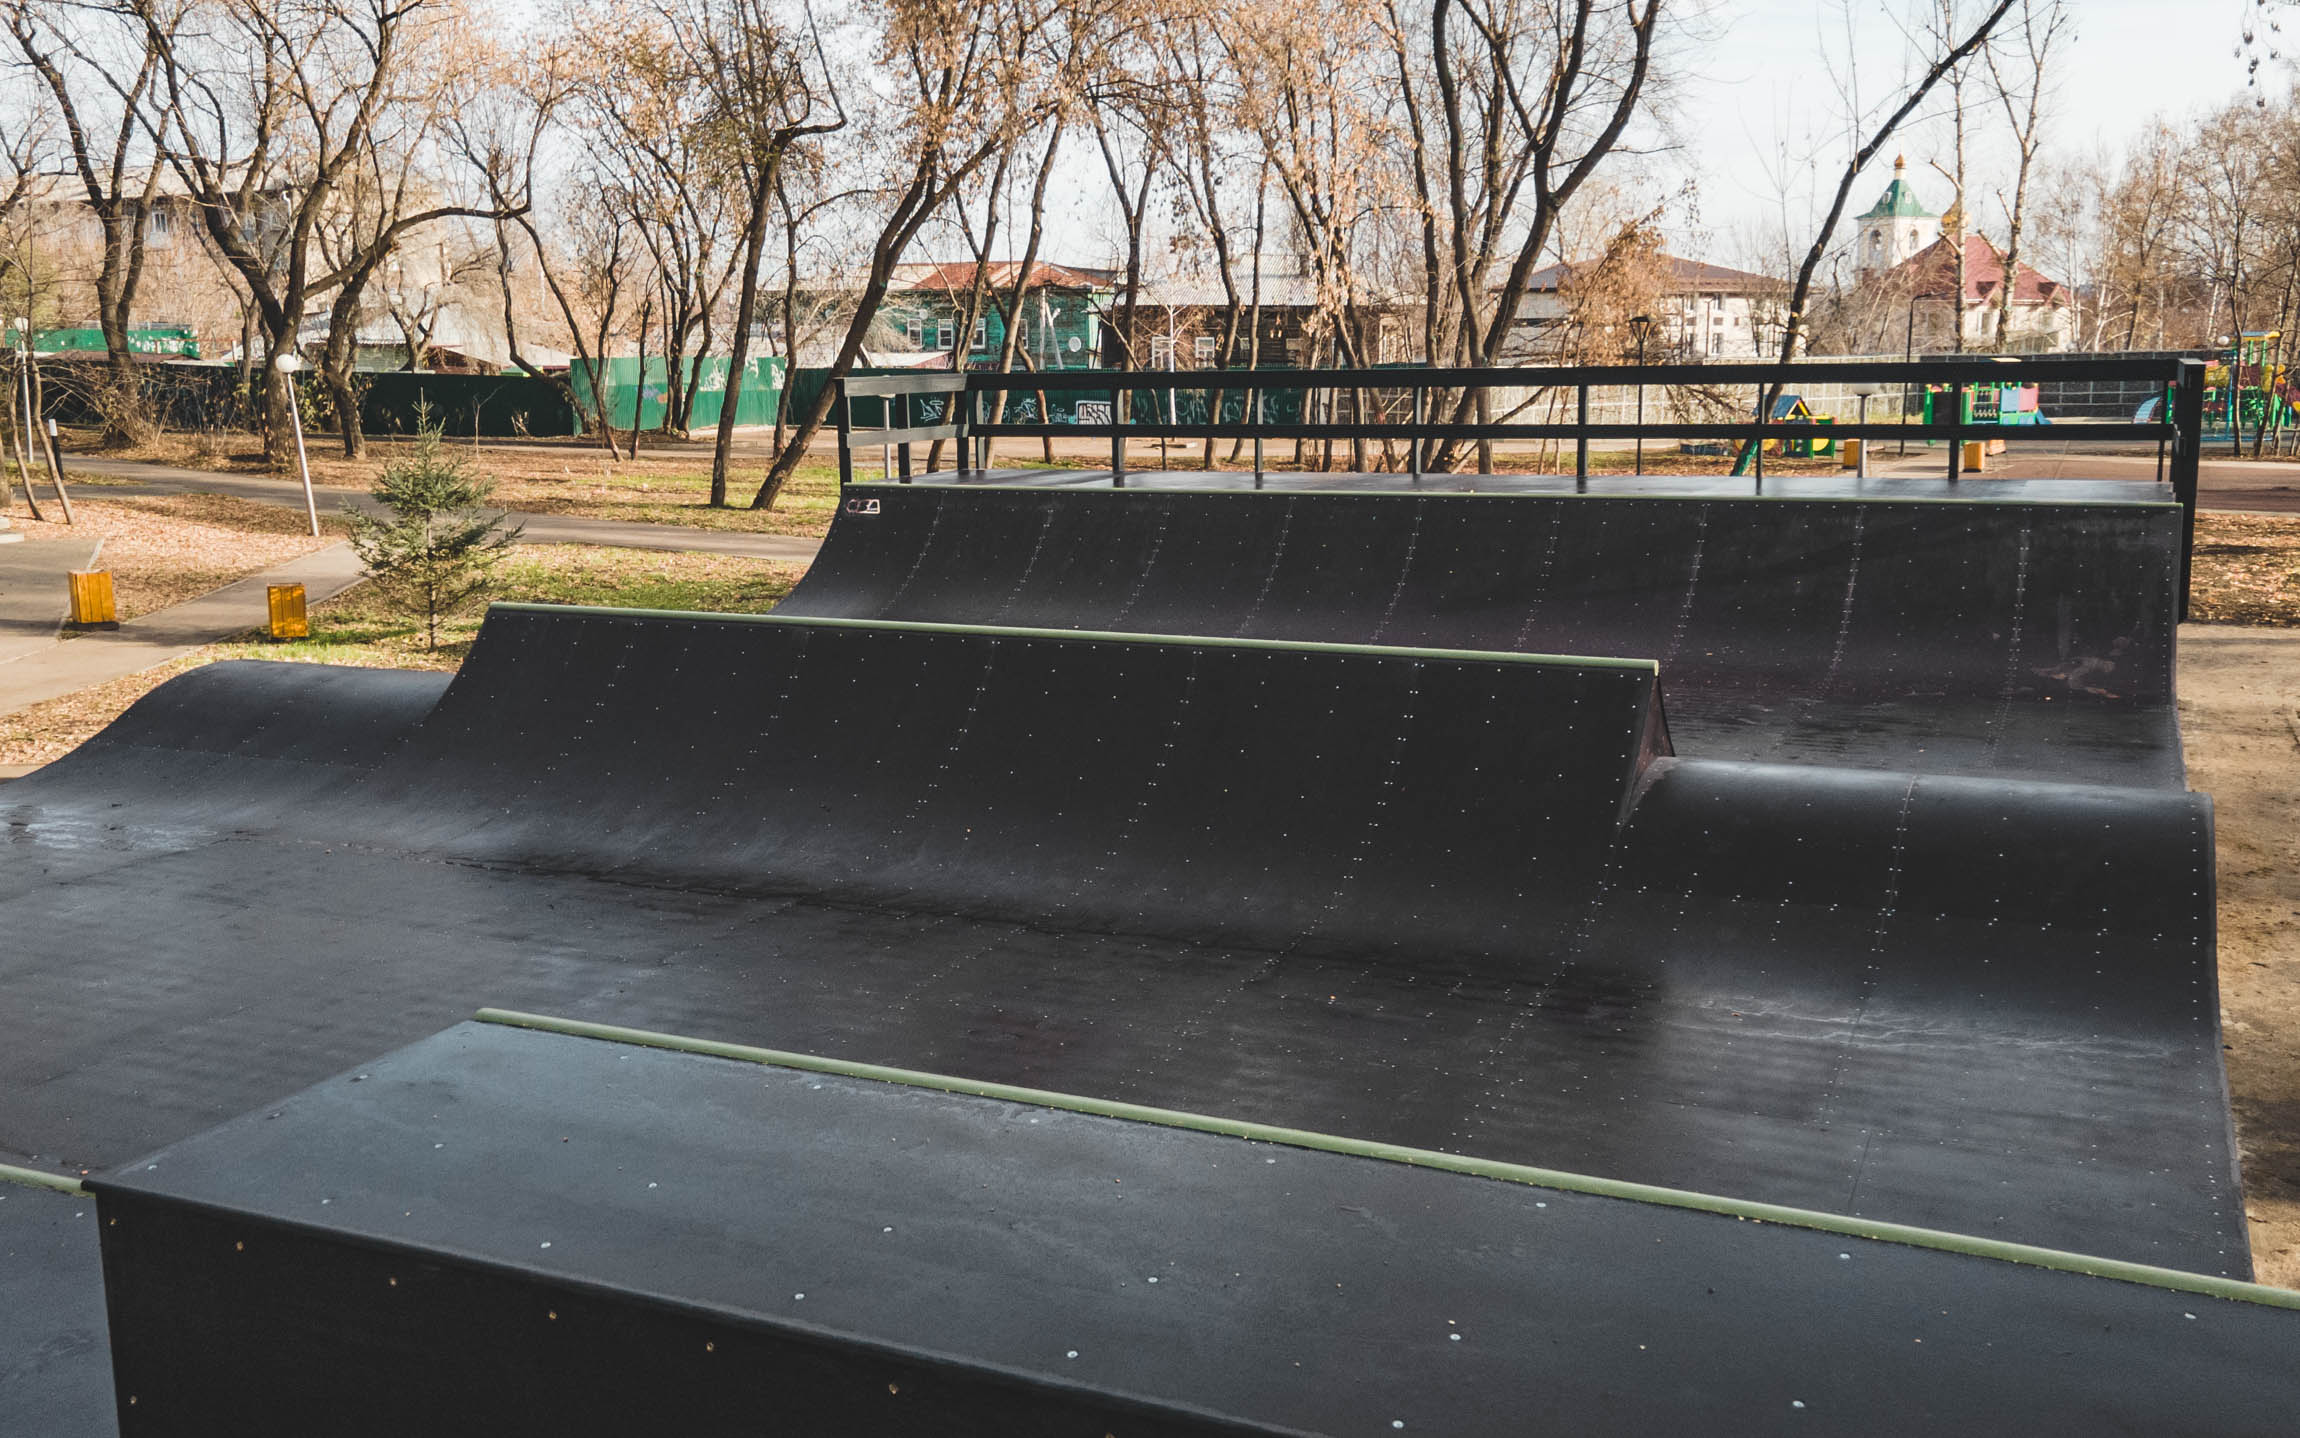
[347,415,520,649]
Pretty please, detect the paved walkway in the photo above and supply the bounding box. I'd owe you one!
[58,456,823,562]
[0,543,367,716]
[0,535,103,666]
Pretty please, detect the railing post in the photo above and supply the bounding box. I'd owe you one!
[1575,384,1589,491]
[1252,385,1264,483]
[1112,384,1127,487]
[834,377,853,488]
[975,384,991,474]
[2170,357,2206,621]
[1946,382,1962,482]
[1410,385,1424,482]
[897,390,912,481]
[1752,388,1765,490]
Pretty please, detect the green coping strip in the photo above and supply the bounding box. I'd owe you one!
[486,604,1659,674]
[474,1008,2299,1313]
[0,1161,87,1196]
[861,480,2183,511]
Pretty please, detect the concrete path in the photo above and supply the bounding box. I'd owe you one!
[0,535,103,666]
[0,542,366,716]
[56,456,823,562]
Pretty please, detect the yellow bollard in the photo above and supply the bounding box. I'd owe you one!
[267,583,309,641]
[1961,439,1986,473]
[67,570,118,629]
[1839,438,1862,469]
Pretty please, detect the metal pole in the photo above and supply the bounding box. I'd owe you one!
[1855,393,1869,479]
[1252,386,1264,483]
[41,417,74,524]
[1752,388,1765,491]
[1947,382,1962,483]
[834,380,852,487]
[1633,337,1646,475]
[286,383,319,538]
[1575,384,1589,491]
[1409,385,1423,482]
[2170,358,2206,620]
[1112,385,1127,488]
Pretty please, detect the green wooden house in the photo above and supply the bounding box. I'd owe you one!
[879,261,1117,370]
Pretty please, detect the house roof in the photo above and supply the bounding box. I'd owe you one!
[1889,233,2067,306]
[895,260,1118,294]
[1858,157,1936,221]
[1521,252,1780,295]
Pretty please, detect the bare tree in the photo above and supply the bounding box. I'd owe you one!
[1980,0,2068,349]
[135,0,528,462]
[1768,0,2016,366]
[678,0,843,506]
[747,0,1078,509]
[7,0,180,439]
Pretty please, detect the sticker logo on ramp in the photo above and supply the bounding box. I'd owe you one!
[844,497,882,515]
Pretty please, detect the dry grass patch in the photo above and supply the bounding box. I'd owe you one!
[6,492,347,619]
[62,426,845,538]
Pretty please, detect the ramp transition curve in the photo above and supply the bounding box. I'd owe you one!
[0,599,2236,1275]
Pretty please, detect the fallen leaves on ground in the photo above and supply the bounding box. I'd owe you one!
[2189,513,2300,625]
[4,492,346,619]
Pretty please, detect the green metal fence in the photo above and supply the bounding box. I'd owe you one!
[568,356,785,430]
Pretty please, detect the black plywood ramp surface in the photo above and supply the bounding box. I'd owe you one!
[782,485,2185,786]
[0,607,2236,1274]
[89,1021,2300,1437]
[0,1175,114,1438]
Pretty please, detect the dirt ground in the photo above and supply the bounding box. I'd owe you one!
[2181,626,2300,1289]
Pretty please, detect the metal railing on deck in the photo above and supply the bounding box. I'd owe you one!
[831,357,2209,616]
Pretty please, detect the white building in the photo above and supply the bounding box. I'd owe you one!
[1510,254,1785,359]
[1854,157,1942,276]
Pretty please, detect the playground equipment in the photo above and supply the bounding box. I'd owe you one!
[2136,333,2298,443]
[2207,331,2295,439]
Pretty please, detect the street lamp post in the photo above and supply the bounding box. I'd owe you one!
[274,352,320,538]
[1628,314,1655,475]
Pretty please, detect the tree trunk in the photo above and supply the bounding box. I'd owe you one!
[712,166,778,508]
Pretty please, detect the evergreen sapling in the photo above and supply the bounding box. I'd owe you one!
[348,418,520,649]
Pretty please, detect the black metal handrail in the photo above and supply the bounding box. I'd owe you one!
[830,357,2208,615]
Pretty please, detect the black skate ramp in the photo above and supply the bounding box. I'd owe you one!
[781,483,2185,787]
[86,1020,2300,1437]
[0,601,2237,1275]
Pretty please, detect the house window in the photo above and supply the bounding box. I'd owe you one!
[146,207,174,244]
[905,320,923,346]
[937,322,955,350]
[1709,333,1723,355]
[971,319,986,350]
[1150,336,1174,367]
[1194,334,1219,363]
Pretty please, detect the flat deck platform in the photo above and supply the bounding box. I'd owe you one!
[89,1021,2300,1436]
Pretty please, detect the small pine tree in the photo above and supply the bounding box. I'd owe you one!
[348,415,520,650]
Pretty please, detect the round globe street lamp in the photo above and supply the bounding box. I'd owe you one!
[275,351,321,537]
[1628,314,1656,475]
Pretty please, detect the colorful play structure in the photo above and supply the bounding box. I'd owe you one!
[2137,332,2297,440]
